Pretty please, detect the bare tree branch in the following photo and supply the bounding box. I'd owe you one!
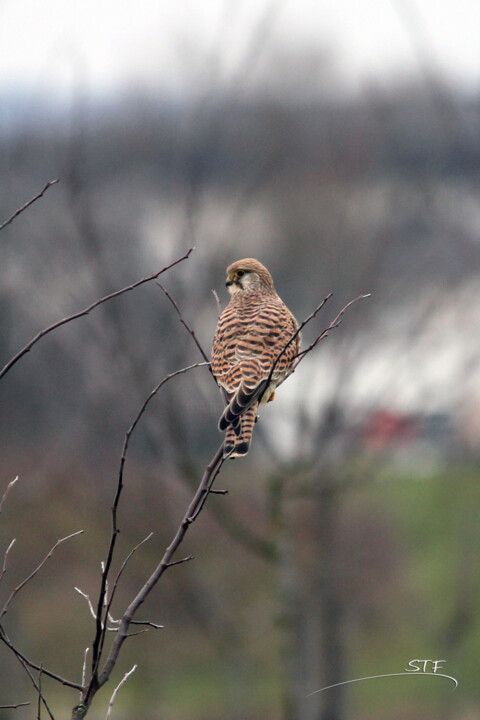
[0,702,30,710]
[1,539,16,584]
[83,443,226,709]
[0,531,84,621]
[0,179,60,233]
[130,619,164,630]
[90,361,210,680]
[0,531,85,698]
[104,533,155,625]
[212,288,222,319]
[157,282,211,366]
[0,248,195,381]
[75,588,99,624]
[0,626,83,692]
[0,476,19,513]
[165,554,194,568]
[82,649,90,691]
[37,665,43,720]
[294,293,371,365]
[156,283,231,411]
[76,533,155,634]
[105,665,137,720]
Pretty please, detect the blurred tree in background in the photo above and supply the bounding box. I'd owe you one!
[1,16,480,720]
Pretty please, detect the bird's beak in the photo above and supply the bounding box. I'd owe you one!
[226,275,233,287]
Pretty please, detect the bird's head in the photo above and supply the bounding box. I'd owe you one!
[225,258,275,295]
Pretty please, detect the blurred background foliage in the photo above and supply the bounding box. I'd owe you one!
[1,3,480,719]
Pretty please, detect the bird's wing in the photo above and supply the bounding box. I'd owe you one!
[212,296,299,431]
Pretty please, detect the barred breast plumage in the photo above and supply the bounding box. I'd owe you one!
[211,258,299,458]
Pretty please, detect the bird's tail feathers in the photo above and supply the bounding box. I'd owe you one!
[218,379,268,432]
[223,405,258,458]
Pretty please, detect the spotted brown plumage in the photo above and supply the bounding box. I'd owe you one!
[211,258,300,458]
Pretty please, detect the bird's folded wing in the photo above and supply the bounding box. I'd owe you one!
[218,379,268,431]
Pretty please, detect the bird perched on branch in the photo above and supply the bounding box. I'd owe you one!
[211,258,300,458]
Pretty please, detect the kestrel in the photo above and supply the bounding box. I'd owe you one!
[211,258,300,458]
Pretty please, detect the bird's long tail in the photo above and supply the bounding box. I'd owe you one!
[223,403,258,458]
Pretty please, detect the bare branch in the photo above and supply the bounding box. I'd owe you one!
[157,283,229,408]
[165,554,194,568]
[212,288,222,319]
[82,649,90,691]
[258,293,333,404]
[0,247,195,381]
[294,293,371,365]
[258,292,370,408]
[157,282,211,366]
[0,475,19,513]
[103,533,154,627]
[1,539,16,584]
[37,665,43,720]
[0,530,84,620]
[130,620,164,630]
[90,361,210,683]
[0,179,60,233]
[90,442,225,702]
[105,665,137,720]
[0,702,30,709]
[187,453,226,523]
[75,588,98,623]
[0,625,82,692]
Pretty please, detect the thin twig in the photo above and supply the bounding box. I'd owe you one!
[294,294,371,365]
[0,476,19,513]
[75,588,98,623]
[82,649,90,692]
[105,665,137,720]
[1,539,16,583]
[102,533,155,631]
[157,283,229,407]
[0,530,84,620]
[212,288,222,319]
[0,702,30,709]
[157,282,211,366]
[0,625,77,708]
[0,248,194,381]
[165,554,194,568]
[0,626,82,691]
[0,179,60,233]
[125,629,150,638]
[259,293,370,405]
[37,665,43,720]
[130,620,164,629]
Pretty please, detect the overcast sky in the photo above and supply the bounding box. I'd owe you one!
[0,0,479,99]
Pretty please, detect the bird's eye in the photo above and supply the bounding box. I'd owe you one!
[237,270,245,277]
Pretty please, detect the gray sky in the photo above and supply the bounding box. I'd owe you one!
[0,0,479,98]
